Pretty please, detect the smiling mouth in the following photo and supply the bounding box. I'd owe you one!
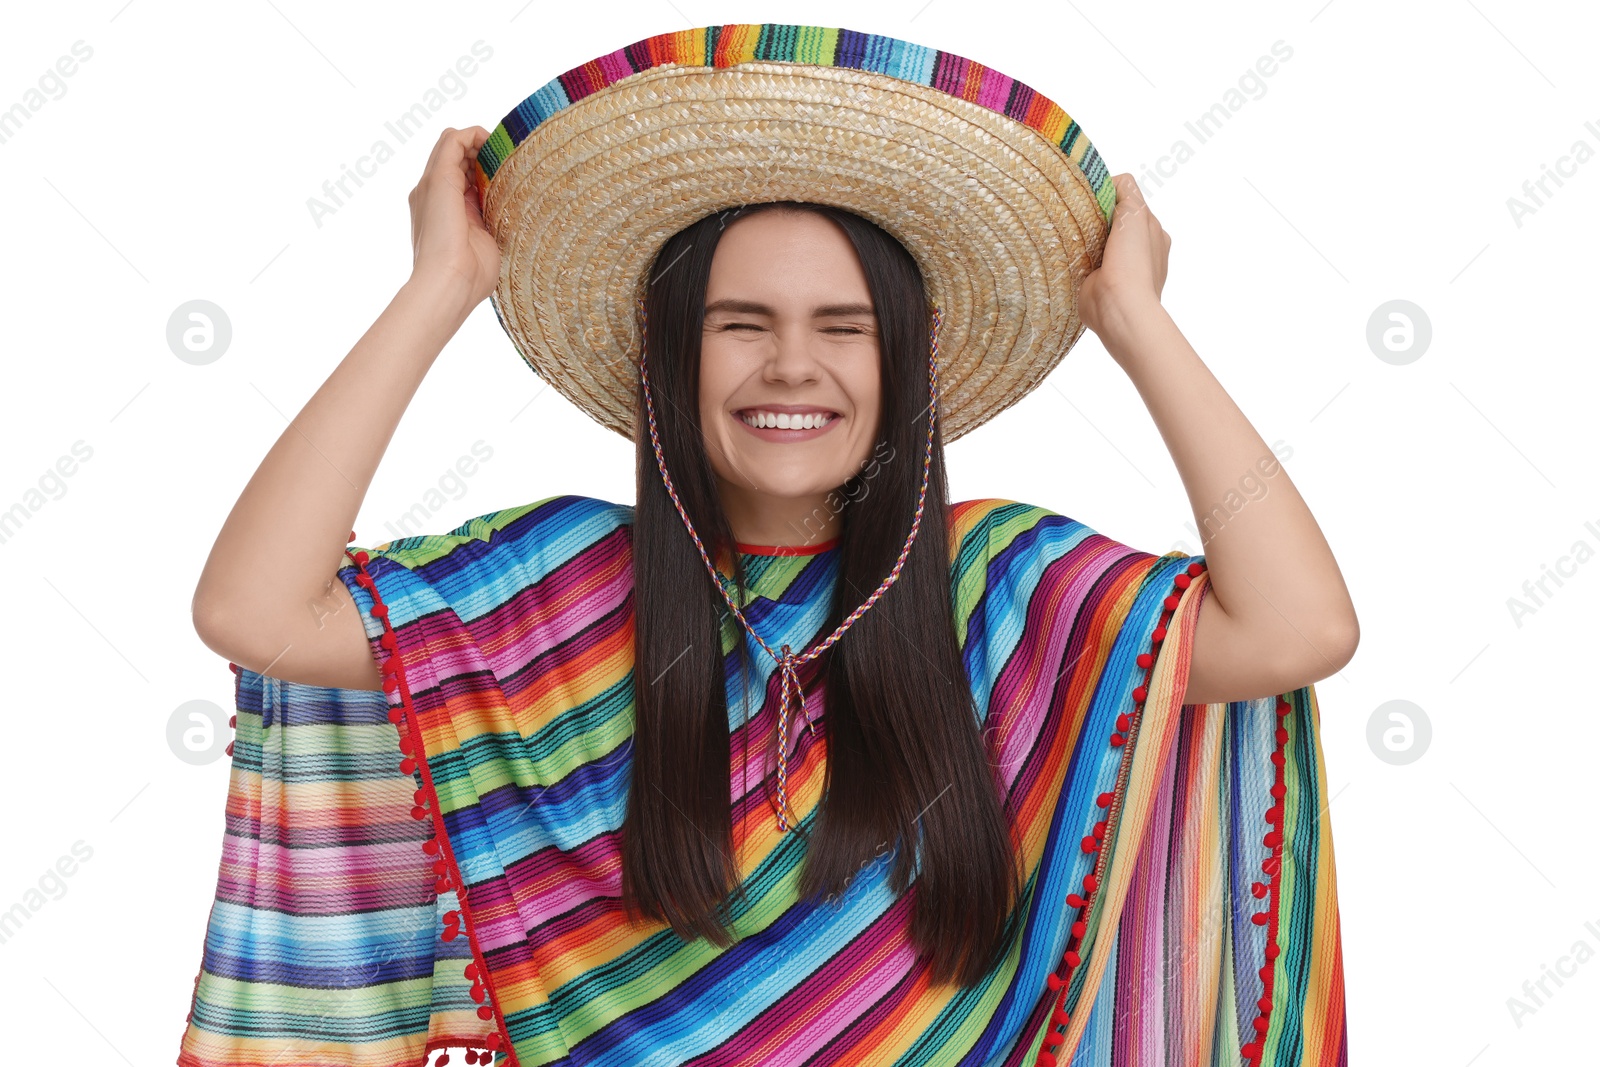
[736,409,839,430]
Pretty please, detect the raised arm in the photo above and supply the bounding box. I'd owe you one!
[1076,173,1360,706]
[191,127,500,691]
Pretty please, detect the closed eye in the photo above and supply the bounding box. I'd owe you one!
[716,323,868,335]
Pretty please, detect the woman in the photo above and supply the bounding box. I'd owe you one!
[182,25,1354,1067]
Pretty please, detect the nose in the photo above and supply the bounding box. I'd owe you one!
[760,322,823,386]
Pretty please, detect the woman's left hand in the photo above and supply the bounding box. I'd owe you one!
[1077,173,1170,340]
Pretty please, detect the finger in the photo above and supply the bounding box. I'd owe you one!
[1110,173,1152,229]
[420,127,461,185]
[434,128,482,195]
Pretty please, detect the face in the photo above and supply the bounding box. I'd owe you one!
[697,208,882,545]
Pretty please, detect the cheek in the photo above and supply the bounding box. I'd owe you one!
[696,341,729,422]
[847,355,883,439]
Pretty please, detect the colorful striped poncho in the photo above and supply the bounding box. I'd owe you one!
[176,495,1347,1066]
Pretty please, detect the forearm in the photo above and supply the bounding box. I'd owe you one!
[1098,300,1358,664]
[192,273,475,638]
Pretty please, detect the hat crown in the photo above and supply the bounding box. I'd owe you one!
[475,24,1115,443]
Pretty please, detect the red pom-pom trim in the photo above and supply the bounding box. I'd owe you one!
[342,546,514,1061]
[1029,559,1206,1066]
[1241,688,1292,1060]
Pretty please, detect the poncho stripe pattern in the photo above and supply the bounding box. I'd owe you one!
[177,495,1347,1066]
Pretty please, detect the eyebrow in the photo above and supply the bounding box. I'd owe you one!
[704,298,876,318]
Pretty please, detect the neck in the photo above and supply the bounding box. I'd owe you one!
[716,478,842,549]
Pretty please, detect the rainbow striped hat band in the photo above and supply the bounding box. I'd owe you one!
[471,23,1116,443]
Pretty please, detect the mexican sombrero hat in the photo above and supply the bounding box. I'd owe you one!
[471,23,1116,444]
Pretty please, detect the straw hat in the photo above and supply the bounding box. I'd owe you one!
[471,24,1115,443]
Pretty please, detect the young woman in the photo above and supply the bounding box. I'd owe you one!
[183,25,1355,1067]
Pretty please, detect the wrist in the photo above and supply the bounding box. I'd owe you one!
[1094,298,1172,360]
[401,269,482,325]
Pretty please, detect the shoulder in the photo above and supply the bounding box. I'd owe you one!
[949,498,1087,558]
[949,497,1155,589]
[358,494,635,573]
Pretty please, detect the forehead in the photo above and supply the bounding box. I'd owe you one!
[707,210,870,298]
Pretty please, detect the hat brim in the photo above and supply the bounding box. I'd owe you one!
[476,32,1114,443]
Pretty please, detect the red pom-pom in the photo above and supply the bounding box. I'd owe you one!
[1187,562,1204,576]
[1152,626,1166,642]
[1264,830,1281,847]
[1035,1052,1057,1067]
[1071,920,1086,937]
[465,962,478,980]
[1067,893,1086,908]
[1258,996,1272,1012]
[1251,911,1270,926]
[225,740,235,757]
[1064,949,1081,967]
[372,603,389,620]
[1051,1007,1070,1027]
[1116,713,1131,731]
[477,1006,494,1021]
[1083,874,1098,892]
[423,838,440,855]
[1092,820,1107,839]
[470,984,486,1003]
[1046,972,1062,991]
[1095,792,1112,808]
[1132,686,1147,702]
[1275,727,1289,744]
[402,758,416,775]
[1136,653,1153,669]
[1241,1042,1260,1060]
[228,714,237,729]
[1271,783,1286,798]
[1163,594,1179,610]
[1080,836,1098,853]
[1110,733,1126,747]
[411,806,428,821]
[353,550,370,566]
[1265,943,1281,959]
[487,1033,502,1050]
[1251,881,1267,898]
[1174,573,1191,589]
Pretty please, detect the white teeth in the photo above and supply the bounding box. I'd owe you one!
[741,410,833,430]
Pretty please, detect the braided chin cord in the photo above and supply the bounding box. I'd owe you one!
[636,295,944,831]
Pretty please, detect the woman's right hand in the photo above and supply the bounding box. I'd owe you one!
[406,126,501,311]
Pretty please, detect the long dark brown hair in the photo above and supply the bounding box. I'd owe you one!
[620,201,1022,988]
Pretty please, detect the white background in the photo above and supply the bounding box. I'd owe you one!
[2,0,1596,1063]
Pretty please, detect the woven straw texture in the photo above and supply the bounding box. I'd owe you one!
[473,24,1115,443]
